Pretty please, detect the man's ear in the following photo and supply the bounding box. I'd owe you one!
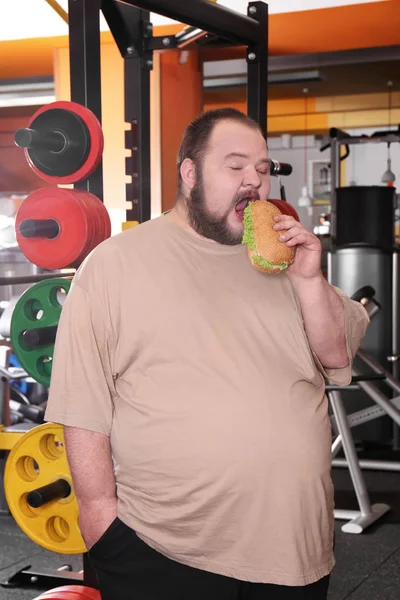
[180,158,197,191]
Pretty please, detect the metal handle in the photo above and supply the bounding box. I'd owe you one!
[27,479,71,508]
[22,326,58,349]
[15,128,65,153]
[19,219,60,240]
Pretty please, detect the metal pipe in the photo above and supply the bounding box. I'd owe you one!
[0,273,74,287]
[331,435,342,458]
[44,0,69,24]
[333,458,400,472]
[352,366,400,426]
[357,350,400,396]
[329,391,372,516]
[117,0,262,45]
[330,139,340,243]
[176,29,209,48]
[392,251,400,449]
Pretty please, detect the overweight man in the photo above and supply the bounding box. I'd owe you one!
[45,107,369,600]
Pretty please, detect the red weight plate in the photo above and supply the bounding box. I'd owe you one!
[268,198,300,222]
[72,191,111,266]
[73,191,99,266]
[25,101,104,185]
[15,188,90,270]
[34,585,100,600]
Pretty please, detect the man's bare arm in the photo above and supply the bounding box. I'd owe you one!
[64,426,118,549]
[290,274,349,369]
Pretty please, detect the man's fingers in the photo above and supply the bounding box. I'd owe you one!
[272,216,297,230]
[285,233,309,247]
[278,226,305,241]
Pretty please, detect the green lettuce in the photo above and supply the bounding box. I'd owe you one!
[242,203,288,271]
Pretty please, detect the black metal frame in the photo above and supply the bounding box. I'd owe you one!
[68,0,104,202]
[67,0,269,224]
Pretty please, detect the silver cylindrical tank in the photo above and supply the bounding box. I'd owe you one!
[328,246,398,442]
[328,247,396,364]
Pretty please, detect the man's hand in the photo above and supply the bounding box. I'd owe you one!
[272,215,322,280]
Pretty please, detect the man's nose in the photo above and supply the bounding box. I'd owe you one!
[243,166,262,188]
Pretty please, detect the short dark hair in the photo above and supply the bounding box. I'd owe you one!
[176,108,263,195]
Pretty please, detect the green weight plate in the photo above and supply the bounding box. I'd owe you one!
[10,278,72,387]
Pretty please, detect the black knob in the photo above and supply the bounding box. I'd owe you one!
[22,326,58,349]
[27,479,71,508]
[15,128,65,153]
[19,219,60,240]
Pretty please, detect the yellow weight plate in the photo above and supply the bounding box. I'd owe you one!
[4,422,87,554]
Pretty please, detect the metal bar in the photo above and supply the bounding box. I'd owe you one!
[333,458,400,472]
[246,2,268,135]
[357,350,400,396]
[330,139,340,244]
[124,6,152,224]
[0,272,74,287]
[352,367,400,427]
[333,135,400,146]
[44,0,69,24]
[115,0,263,45]
[147,35,177,51]
[334,394,400,429]
[329,391,372,516]
[0,566,84,589]
[334,505,391,534]
[268,44,400,71]
[101,0,135,57]
[331,435,342,458]
[392,251,400,449]
[204,70,323,90]
[68,0,104,202]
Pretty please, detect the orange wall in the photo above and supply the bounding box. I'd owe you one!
[160,50,202,211]
[1,2,397,80]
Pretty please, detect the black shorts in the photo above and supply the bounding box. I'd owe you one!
[88,517,330,600]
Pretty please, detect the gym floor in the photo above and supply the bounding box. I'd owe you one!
[0,465,399,600]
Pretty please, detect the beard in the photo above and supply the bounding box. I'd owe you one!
[185,169,259,246]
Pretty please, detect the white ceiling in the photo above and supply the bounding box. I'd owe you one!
[0,0,384,42]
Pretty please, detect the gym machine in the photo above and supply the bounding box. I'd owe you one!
[65,0,270,226]
[322,128,400,532]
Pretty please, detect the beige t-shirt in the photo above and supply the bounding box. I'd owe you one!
[45,212,369,586]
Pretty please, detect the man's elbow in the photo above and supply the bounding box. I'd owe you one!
[321,344,349,370]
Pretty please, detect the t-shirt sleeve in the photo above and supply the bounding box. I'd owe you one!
[44,278,115,436]
[311,285,370,387]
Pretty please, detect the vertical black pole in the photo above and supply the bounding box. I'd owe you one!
[246,1,268,137]
[68,0,104,202]
[124,9,152,224]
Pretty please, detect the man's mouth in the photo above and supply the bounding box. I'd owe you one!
[235,193,259,217]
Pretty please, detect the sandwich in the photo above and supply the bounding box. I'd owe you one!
[242,200,296,274]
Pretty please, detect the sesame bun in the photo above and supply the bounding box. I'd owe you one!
[242,201,296,274]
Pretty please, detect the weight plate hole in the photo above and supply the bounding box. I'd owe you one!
[49,286,68,308]
[19,493,38,518]
[37,356,52,378]
[39,433,63,460]
[23,299,44,321]
[16,456,40,482]
[46,516,70,543]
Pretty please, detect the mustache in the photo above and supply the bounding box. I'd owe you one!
[231,189,261,208]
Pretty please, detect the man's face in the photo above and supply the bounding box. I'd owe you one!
[184,120,271,245]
